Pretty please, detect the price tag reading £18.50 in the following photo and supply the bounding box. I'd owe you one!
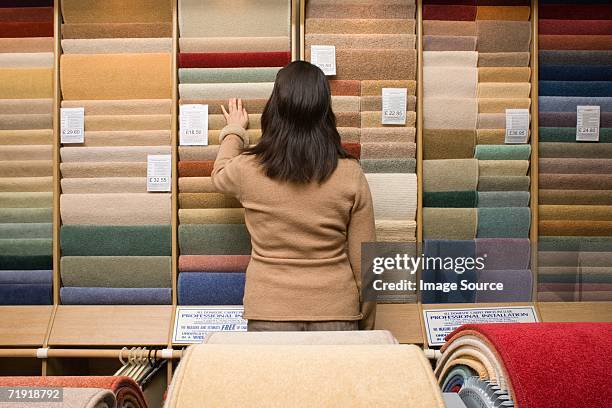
[147,155,171,192]
[180,104,208,146]
[576,105,600,142]
[505,109,530,144]
[60,107,84,144]
[310,45,336,76]
[382,88,407,125]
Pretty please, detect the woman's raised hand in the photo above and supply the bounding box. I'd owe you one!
[221,98,249,129]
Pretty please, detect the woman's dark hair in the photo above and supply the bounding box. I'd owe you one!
[245,61,353,183]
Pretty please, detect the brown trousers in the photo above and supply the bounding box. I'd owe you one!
[248,320,358,332]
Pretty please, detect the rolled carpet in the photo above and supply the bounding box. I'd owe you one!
[539,65,612,82]
[179,82,273,99]
[178,209,245,224]
[0,255,51,270]
[180,98,268,115]
[60,53,172,100]
[60,193,171,225]
[61,163,147,178]
[479,95,531,111]
[305,34,415,50]
[325,49,416,81]
[0,98,52,113]
[0,376,146,408]
[423,5,476,21]
[423,129,475,159]
[478,175,527,192]
[0,144,52,160]
[179,37,290,53]
[0,192,52,208]
[375,220,417,242]
[538,19,612,36]
[0,283,51,305]
[61,99,172,115]
[178,272,245,305]
[539,113,612,128]
[478,67,531,83]
[360,159,415,173]
[360,80,416,96]
[539,143,612,159]
[539,51,612,66]
[475,145,531,160]
[0,161,52,177]
[0,22,53,38]
[179,255,250,272]
[61,23,173,39]
[60,225,171,256]
[179,224,251,255]
[423,191,478,208]
[422,21,476,36]
[476,21,531,52]
[60,287,171,305]
[60,146,171,162]
[179,67,280,84]
[178,161,214,177]
[423,51,478,67]
[178,177,218,193]
[203,330,398,345]
[423,35,477,51]
[0,37,53,53]
[72,130,171,146]
[305,1,415,19]
[475,238,531,270]
[0,68,52,98]
[0,52,53,68]
[360,143,416,159]
[60,256,172,288]
[0,113,53,130]
[476,6,530,20]
[61,38,172,54]
[539,158,612,174]
[178,52,291,69]
[84,114,171,131]
[210,113,261,130]
[165,344,444,408]
[539,221,612,237]
[423,159,479,192]
[539,190,612,206]
[360,128,416,143]
[478,52,531,67]
[365,173,417,220]
[423,98,477,129]
[179,193,241,209]
[306,18,415,35]
[0,223,52,239]
[538,96,612,113]
[477,191,530,207]
[61,0,172,23]
[0,208,52,223]
[477,82,531,98]
[178,148,220,163]
[476,269,533,302]
[539,81,612,97]
[539,35,612,51]
[538,236,612,252]
[0,239,51,256]
[423,208,477,240]
[439,323,612,408]
[329,80,360,96]
[477,113,505,129]
[0,270,52,284]
[61,178,150,196]
[476,129,505,144]
[478,160,529,177]
[477,208,531,238]
[539,128,612,143]
[360,112,416,128]
[424,67,477,98]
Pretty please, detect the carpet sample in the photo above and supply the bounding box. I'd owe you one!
[539,96,612,112]
[62,177,149,193]
[478,67,531,82]
[375,220,417,242]
[61,99,172,115]
[60,146,171,162]
[61,256,171,288]
[361,143,416,159]
[61,38,172,54]
[0,22,53,38]
[424,67,477,98]
[180,98,268,114]
[0,145,52,160]
[478,176,530,191]
[179,224,251,255]
[423,35,477,51]
[365,173,417,220]
[423,129,476,159]
[478,160,529,176]
[477,207,531,238]
[209,113,261,129]
[179,255,250,272]
[179,146,219,161]
[179,209,245,224]
[539,174,612,190]
[61,23,173,39]
[305,34,416,50]
[361,128,416,143]
[0,223,52,239]
[539,159,612,175]
[0,99,53,114]
[539,143,612,159]
[539,35,612,51]
[0,284,51,305]
[0,37,53,53]
[476,269,532,302]
[329,80,360,96]
[178,52,291,69]
[60,225,171,256]
[423,51,478,67]
[61,163,147,178]
[0,271,51,285]
[178,193,241,209]
[305,1,415,20]
[360,80,416,97]
[179,37,290,53]
[306,18,415,35]
[0,129,53,145]
[179,82,274,99]
[76,131,170,147]
[476,6,530,20]
[360,159,416,173]
[61,287,171,305]
[423,208,477,239]
[178,177,217,193]
[0,161,52,177]
[539,190,612,206]
[423,5,476,21]
[0,176,52,192]
[538,220,612,236]
[477,191,530,207]
[477,82,530,98]
[424,98,477,129]
[475,238,531,270]
[475,145,531,160]
[539,65,612,82]
[539,205,612,222]
[477,129,505,144]
[179,67,280,84]
[423,159,479,192]
[0,68,52,98]
[540,81,612,97]
[61,0,172,23]
[84,114,171,131]
[476,21,531,52]
[423,191,478,208]
[0,52,53,68]
[478,52,531,67]
[0,192,51,207]
[0,208,52,223]
[178,272,245,305]
[178,162,214,178]
[423,21,476,36]
[165,344,444,408]
[539,4,612,20]
[203,330,398,345]
[539,50,612,66]
[0,7,53,22]
[60,53,172,100]
[540,113,612,128]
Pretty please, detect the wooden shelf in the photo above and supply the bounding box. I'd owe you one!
[375,304,424,344]
[539,302,612,323]
[0,306,53,347]
[48,306,173,347]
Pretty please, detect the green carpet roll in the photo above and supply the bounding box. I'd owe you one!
[360,159,416,173]
[478,176,530,191]
[478,192,530,208]
[539,127,612,143]
[179,208,245,224]
[423,159,478,192]
[0,238,51,256]
[539,143,612,159]
[0,223,51,239]
[60,225,171,256]
[423,208,477,240]
[477,208,531,238]
[62,99,172,115]
[60,256,172,288]
[475,145,531,160]
[179,67,280,84]
[61,163,147,178]
[61,177,148,193]
[478,160,529,176]
[538,237,612,252]
[179,224,251,255]
[423,191,478,208]
[0,192,52,208]
[0,208,52,223]
[423,129,475,159]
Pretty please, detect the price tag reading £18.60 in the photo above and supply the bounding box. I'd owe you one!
[576,105,600,142]
[147,155,171,192]
[180,104,208,146]
[310,45,336,76]
[505,109,530,144]
[60,107,84,144]
[382,88,407,125]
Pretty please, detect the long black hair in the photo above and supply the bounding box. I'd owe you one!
[245,61,353,183]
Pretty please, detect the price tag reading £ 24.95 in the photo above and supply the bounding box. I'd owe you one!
[576,105,600,142]
[505,109,530,144]
[310,45,336,76]
[382,88,407,125]
[147,155,171,192]
[180,104,208,146]
[60,107,84,144]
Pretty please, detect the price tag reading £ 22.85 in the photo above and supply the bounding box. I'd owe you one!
[505,109,530,144]
[180,104,208,146]
[576,105,600,142]
[60,107,84,144]
[310,45,336,76]
[382,88,407,125]
[147,155,171,192]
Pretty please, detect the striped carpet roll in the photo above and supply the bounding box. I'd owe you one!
[178,272,245,305]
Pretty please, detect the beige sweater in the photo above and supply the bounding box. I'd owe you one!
[212,125,376,328]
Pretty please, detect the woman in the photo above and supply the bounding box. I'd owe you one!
[212,61,376,331]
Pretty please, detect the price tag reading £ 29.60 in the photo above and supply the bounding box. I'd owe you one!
[310,45,336,76]
[505,109,530,144]
[180,104,208,146]
[382,88,407,125]
[147,155,171,192]
[60,107,84,144]
[576,105,600,142]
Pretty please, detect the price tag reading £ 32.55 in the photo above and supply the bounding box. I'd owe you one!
[310,45,336,76]
[60,107,84,144]
[505,109,530,144]
[180,104,208,146]
[147,155,171,192]
[382,88,407,125]
[576,105,600,142]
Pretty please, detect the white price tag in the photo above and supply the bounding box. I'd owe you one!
[382,88,407,125]
[423,306,538,346]
[505,109,530,144]
[310,45,336,76]
[576,105,600,142]
[173,306,247,344]
[147,154,171,192]
[180,104,208,145]
[60,107,84,144]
